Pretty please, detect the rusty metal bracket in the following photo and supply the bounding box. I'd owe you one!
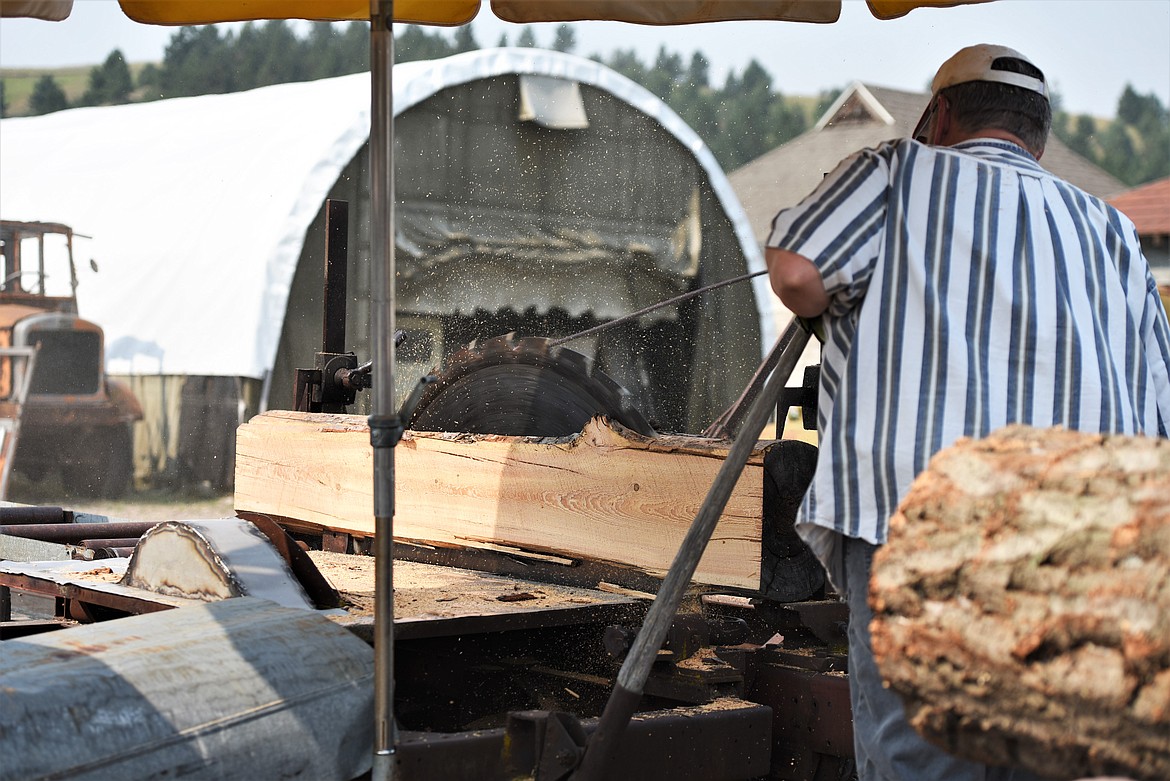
[292,199,378,414]
[371,373,436,449]
[507,711,588,781]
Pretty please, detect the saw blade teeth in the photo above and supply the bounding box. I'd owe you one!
[552,346,590,375]
[515,335,549,350]
[481,333,520,361]
[407,331,654,437]
[592,370,623,397]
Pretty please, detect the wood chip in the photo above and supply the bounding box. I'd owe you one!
[497,592,538,602]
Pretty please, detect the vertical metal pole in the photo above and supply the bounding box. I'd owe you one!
[369,2,397,780]
[322,199,349,355]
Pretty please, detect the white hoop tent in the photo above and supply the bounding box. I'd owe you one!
[0,48,773,486]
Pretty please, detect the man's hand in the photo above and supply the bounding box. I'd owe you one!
[766,248,828,318]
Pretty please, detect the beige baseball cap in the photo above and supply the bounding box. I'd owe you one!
[930,44,1049,99]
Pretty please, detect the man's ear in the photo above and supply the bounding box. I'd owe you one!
[930,95,953,146]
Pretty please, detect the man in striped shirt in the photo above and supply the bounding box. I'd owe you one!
[766,44,1170,780]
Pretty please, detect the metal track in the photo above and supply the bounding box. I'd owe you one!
[407,333,654,438]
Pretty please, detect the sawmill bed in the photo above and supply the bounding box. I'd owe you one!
[306,550,643,640]
[0,553,642,640]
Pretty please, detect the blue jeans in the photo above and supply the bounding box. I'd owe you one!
[841,536,1047,781]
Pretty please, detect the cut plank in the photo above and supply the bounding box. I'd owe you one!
[870,425,1170,781]
[235,411,768,590]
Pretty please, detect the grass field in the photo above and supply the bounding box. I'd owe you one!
[1,63,153,116]
[2,63,822,120]
[6,470,236,521]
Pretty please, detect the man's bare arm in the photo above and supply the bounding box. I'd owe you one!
[766,247,829,318]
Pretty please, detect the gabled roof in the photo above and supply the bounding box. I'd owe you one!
[730,82,1127,245]
[1109,177,1170,236]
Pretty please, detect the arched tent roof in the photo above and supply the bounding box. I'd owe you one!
[0,48,772,379]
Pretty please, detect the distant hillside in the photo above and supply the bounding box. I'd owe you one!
[1,63,153,116]
[2,30,1164,188]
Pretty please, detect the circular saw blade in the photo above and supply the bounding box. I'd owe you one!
[408,334,654,437]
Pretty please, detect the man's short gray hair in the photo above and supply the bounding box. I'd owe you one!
[941,56,1052,156]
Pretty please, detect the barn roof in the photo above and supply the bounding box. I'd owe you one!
[0,48,770,378]
[1110,176,1170,236]
[730,81,1128,245]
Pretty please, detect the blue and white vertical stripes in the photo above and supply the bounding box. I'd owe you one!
[767,138,1170,545]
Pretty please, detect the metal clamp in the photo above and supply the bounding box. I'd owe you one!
[368,374,436,449]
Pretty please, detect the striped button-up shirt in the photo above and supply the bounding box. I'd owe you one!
[767,137,1170,547]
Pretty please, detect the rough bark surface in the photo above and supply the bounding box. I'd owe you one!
[870,425,1170,781]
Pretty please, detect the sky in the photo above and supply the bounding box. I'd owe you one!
[1,0,1168,118]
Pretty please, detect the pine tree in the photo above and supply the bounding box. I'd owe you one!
[605,49,647,85]
[305,22,347,80]
[644,46,682,99]
[452,26,478,54]
[685,52,710,90]
[137,63,162,99]
[80,49,133,106]
[1100,121,1139,185]
[159,25,236,98]
[552,24,576,53]
[29,74,68,115]
[1066,114,1098,160]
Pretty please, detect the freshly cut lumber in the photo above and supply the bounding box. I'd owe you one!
[235,411,767,590]
[870,425,1170,781]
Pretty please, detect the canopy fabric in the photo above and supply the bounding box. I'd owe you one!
[491,0,992,24]
[0,48,771,380]
[0,0,72,20]
[104,0,992,25]
[117,0,474,25]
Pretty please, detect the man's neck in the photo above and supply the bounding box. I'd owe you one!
[946,128,1041,159]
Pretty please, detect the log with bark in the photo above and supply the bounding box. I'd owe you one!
[870,425,1170,781]
[235,411,818,593]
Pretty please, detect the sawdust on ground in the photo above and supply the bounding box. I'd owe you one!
[307,550,624,619]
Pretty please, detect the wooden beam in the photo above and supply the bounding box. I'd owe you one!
[234,411,768,590]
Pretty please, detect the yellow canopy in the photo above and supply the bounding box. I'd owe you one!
[104,0,991,26]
